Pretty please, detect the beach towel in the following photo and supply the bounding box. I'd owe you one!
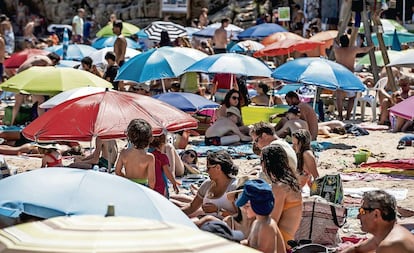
[357,122,389,131]
[344,123,369,136]
[190,143,258,159]
[361,159,414,169]
[343,187,408,201]
[343,167,414,177]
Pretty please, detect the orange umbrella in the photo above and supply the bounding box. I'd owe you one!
[261,32,304,46]
[254,38,324,57]
[309,30,338,42]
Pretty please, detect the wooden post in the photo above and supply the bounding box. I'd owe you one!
[329,0,352,60]
[362,0,379,84]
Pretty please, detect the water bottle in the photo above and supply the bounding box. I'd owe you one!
[92,165,99,171]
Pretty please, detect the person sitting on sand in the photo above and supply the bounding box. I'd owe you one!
[250,82,270,106]
[35,143,63,168]
[179,149,200,175]
[341,190,414,253]
[69,137,118,171]
[205,106,252,146]
[317,120,346,136]
[275,106,309,138]
[115,119,155,189]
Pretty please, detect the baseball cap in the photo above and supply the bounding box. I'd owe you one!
[287,105,300,115]
[226,106,241,119]
[200,220,244,242]
[236,179,274,216]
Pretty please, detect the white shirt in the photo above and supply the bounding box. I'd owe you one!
[72,15,84,36]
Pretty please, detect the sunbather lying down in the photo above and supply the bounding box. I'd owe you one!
[205,107,251,146]
[318,120,346,136]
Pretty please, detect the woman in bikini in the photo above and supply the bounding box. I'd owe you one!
[35,144,63,168]
[261,143,302,250]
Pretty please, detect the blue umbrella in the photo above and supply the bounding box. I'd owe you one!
[56,59,80,68]
[153,92,219,113]
[115,46,208,83]
[91,36,141,49]
[0,168,195,228]
[62,27,69,60]
[237,23,287,40]
[184,53,272,77]
[371,31,414,47]
[45,44,97,61]
[272,57,366,91]
[229,40,264,53]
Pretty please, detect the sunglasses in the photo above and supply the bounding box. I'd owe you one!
[133,88,145,91]
[359,207,376,215]
[206,164,217,171]
[184,150,196,158]
[231,96,240,100]
[253,134,262,143]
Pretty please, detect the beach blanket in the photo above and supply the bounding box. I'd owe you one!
[340,172,413,181]
[361,159,414,169]
[343,167,414,176]
[357,122,389,131]
[189,143,258,159]
[344,187,408,201]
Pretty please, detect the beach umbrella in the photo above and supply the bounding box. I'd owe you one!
[91,36,141,49]
[0,66,112,96]
[261,31,303,46]
[56,59,80,68]
[272,57,366,91]
[39,87,108,109]
[153,92,220,113]
[253,37,324,57]
[185,26,200,40]
[143,21,187,41]
[357,50,403,66]
[359,18,407,33]
[184,53,272,77]
[89,47,140,66]
[45,44,97,61]
[229,40,264,53]
[115,46,207,84]
[387,49,414,68]
[3,49,49,69]
[22,90,198,141]
[46,24,72,33]
[371,31,414,47]
[192,22,244,38]
[389,96,414,121]
[309,30,338,42]
[96,22,140,37]
[62,27,69,60]
[0,168,195,228]
[0,215,257,253]
[237,23,287,40]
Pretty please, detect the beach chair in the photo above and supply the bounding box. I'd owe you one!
[241,105,290,125]
[352,77,387,122]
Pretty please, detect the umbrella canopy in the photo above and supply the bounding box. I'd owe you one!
[371,31,414,47]
[89,47,140,66]
[96,22,140,37]
[143,21,187,41]
[0,215,257,253]
[387,49,414,67]
[357,50,403,66]
[254,38,324,57]
[56,59,81,68]
[237,23,287,40]
[389,96,414,121]
[0,66,112,96]
[0,168,195,228]
[39,87,108,109]
[359,18,407,33]
[184,53,272,77]
[309,30,338,42]
[192,22,244,38]
[3,49,50,69]
[272,57,366,91]
[115,46,207,83]
[153,92,220,113]
[47,24,72,33]
[22,90,198,141]
[91,36,141,49]
[45,44,97,61]
[229,40,264,53]
[261,31,304,46]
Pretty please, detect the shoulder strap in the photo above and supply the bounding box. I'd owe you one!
[330,204,347,227]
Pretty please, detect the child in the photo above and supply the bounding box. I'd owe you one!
[236,179,286,253]
[115,119,155,189]
[149,134,179,198]
[36,143,63,168]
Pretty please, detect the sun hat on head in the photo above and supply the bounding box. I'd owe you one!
[236,178,274,216]
[287,105,300,115]
[226,106,241,119]
[200,220,244,242]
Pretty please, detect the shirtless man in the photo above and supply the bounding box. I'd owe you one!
[334,34,373,120]
[205,106,251,145]
[113,20,127,67]
[275,106,309,138]
[69,137,118,172]
[212,18,230,54]
[341,190,414,253]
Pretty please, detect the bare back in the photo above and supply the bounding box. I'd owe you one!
[101,140,118,165]
[213,28,227,49]
[114,35,127,64]
[0,36,4,63]
[298,102,318,140]
[248,218,286,253]
[378,224,414,252]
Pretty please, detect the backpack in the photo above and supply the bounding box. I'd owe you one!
[310,174,343,204]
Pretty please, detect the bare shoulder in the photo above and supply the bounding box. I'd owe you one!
[379,224,414,252]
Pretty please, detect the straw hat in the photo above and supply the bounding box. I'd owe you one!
[226,106,241,119]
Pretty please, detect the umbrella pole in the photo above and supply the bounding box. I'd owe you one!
[161,79,166,93]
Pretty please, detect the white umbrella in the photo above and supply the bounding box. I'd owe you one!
[143,21,187,41]
[387,49,414,68]
[39,87,108,109]
[89,47,140,67]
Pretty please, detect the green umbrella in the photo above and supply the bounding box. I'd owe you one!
[359,18,407,33]
[0,66,112,96]
[356,50,403,66]
[96,22,140,37]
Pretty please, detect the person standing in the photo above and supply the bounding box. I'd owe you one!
[0,14,15,55]
[103,51,119,90]
[72,8,85,43]
[199,7,209,28]
[113,20,127,67]
[212,18,230,54]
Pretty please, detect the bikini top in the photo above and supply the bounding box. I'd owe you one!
[45,153,62,167]
[198,179,237,216]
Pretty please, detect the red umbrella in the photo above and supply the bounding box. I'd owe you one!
[254,38,324,57]
[4,49,50,69]
[22,90,198,142]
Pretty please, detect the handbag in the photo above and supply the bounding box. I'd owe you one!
[310,174,343,204]
[295,196,347,246]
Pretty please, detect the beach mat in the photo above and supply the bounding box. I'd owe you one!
[361,159,414,169]
[343,167,414,176]
[241,105,289,125]
[357,122,389,131]
[190,143,258,159]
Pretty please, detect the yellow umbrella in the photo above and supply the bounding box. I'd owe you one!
[0,215,258,252]
[96,22,140,37]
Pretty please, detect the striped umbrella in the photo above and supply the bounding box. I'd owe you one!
[143,21,187,41]
[0,215,258,253]
[62,27,69,60]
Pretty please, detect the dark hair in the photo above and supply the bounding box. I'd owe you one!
[180,149,198,164]
[159,31,172,47]
[339,34,350,47]
[292,129,312,174]
[258,82,269,95]
[223,89,241,110]
[221,18,229,24]
[113,20,123,30]
[207,150,238,178]
[363,190,397,221]
[261,144,301,192]
[104,51,116,61]
[249,121,275,137]
[127,119,153,149]
[81,56,93,68]
[149,134,166,148]
[285,91,299,100]
[47,52,60,65]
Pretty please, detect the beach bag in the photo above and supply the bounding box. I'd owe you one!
[295,196,347,246]
[310,174,343,204]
